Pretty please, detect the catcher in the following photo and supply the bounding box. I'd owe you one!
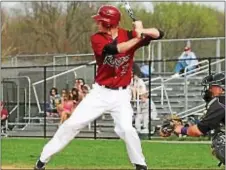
[160,72,225,166]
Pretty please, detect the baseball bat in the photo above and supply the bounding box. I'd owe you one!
[121,0,145,38]
[121,0,137,22]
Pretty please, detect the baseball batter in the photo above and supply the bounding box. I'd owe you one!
[34,5,164,170]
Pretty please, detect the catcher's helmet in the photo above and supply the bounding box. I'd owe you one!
[92,5,121,28]
[201,72,225,89]
[201,72,225,102]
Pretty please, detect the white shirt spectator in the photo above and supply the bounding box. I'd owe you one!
[178,51,199,67]
[131,75,147,98]
[131,75,158,133]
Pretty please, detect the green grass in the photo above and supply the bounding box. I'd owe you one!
[1,138,223,169]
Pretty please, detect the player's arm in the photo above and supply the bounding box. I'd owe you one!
[117,28,164,53]
[116,37,143,54]
[130,23,164,50]
[174,124,203,137]
[91,34,141,57]
[104,26,151,54]
[116,20,164,53]
[141,28,164,39]
[97,21,163,55]
[174,102,224,137]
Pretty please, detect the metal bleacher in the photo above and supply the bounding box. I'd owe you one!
[5,73,207,138]
[3,40,225,138]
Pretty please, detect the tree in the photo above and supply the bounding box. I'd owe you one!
[1,8,17,61]
[1,1,224,62]
[147,2,224,65]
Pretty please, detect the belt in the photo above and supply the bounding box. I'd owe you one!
[99,84,128,90]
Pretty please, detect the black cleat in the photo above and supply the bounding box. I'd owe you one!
[135,164,148,170]
[34,160,45,170]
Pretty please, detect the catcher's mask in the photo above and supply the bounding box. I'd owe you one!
[201,72,225,103]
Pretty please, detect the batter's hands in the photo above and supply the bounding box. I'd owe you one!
[133,21,144,39]
[133,20,143,30]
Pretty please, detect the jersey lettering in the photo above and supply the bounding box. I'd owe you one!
[103,55,130,68]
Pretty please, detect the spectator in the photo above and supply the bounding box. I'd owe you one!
[81,84,91,98]
[74,78,85,89]
[135,87,158,133]
[132,63,142,78]
[1,101,8,133]
[57,90,75,125]
[74,78,85,101]
[130,73,146,101]
[60,89,67,101]
[46,88,61,117]
[172,46,199,78]
[71,88,79,102]
[130,73,158,132]
[140,64,155,78]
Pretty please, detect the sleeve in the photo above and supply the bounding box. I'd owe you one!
[126,30,157,50]
[190,52,199,66]
[139,79,147,93]
[1,109,8,117]
[178,52,185,59]
[131,29,164,50]
[91,34,106,57]
[197,101,225,134]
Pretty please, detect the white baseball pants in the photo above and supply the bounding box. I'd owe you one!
[39,83,146,166]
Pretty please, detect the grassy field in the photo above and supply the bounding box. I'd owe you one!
[1,138,224,169]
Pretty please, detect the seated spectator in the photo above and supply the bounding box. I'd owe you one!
[57,90,75,125]
[140,64,155,78]
[1,101,8,133]
[74,78,85,89]
[81,84,91,98]
[71,88,80,106]
[172,46,199,78]
[74,78,85,101]
[46,87,61,117]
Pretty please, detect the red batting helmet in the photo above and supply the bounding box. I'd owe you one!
[92,5,121,28]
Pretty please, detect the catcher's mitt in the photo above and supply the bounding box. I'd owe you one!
[159,114,183,137]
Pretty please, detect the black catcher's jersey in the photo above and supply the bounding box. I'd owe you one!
[197,95,225,135]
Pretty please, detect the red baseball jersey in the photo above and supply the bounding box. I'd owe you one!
[91,28,152,88]
[1,108,8,117]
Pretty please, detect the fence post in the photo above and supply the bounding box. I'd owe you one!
[208,58,212,141]
[157,41,162,73]
[53,57,56,87]
[43,66,47,139]
[16,79,20,124]
[216,38,221,73]
[0,54,2,102]
[94,64,97,140]
[208,58,212,75]
[66,55,69,89]
[184,72,188,111]
[148,60,152,140]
